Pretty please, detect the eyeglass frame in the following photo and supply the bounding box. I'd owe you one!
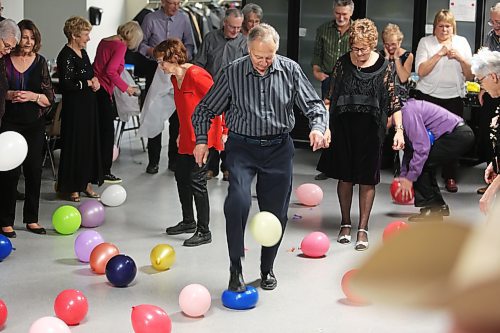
[350,46,372,55]
[1,38,15,51]
[488,19,500,27]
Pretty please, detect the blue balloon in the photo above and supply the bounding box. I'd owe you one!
[427,129,435,145]
[0,235,13,261]
[221,286,259,310]
[105,254,137,287]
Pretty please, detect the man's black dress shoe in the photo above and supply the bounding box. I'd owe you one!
[260,270,277,290]
[228,270,246,292]
[183,231,211,247]
[146,164,159,174]
[408,205,449,222]
[26,224,47,234]
[0,229,16,238]
[166,221,196,235]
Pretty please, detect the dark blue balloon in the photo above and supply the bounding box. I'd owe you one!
[0,235,13,261]
[427,129,435,145]
[105,254,137,287]
[221,286,259,310]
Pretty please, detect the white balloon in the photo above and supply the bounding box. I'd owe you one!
[101,184,127,207]
[29,316,71,333]
[0,131,28,171]
[249,211,283,247]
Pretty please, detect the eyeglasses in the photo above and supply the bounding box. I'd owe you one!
[225,23,242,31]
[488,19,500,27]
[475,75,488,84]
[1,38,14,51]
[351,46,371,54]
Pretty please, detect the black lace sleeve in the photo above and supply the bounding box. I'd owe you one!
[38,55,55,117]
[328,57,344,110]
[383,61,401,116]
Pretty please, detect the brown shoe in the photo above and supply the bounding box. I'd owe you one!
[477,185,489,194]
[222,171,229,181]
[206,170,215,180]
[445,179,458,193]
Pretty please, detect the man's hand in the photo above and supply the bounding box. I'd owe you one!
[485,162,498,184]
[309,130,325,151]
[392,130,405,150]
[395,177,413,202]
[193,144,209,167]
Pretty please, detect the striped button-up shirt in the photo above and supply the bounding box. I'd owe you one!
[192,55,328,144]
[311,20,351,75]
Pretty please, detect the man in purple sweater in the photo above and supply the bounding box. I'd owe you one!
[395,98,474,221]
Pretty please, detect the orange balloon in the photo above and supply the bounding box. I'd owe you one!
[341,269,368,305]
[90,242,119,274]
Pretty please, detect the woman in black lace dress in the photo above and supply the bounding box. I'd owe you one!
[56,16,103,202]
[317,19,404,251]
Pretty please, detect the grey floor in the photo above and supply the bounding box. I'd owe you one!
[0,129,487,332]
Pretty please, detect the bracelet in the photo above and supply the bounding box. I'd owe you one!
[35,94,40,103]
[395,125,404,131]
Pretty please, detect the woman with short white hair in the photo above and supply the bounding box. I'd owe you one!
[471,48,500,213]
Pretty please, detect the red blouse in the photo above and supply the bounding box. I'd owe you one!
[172,65,224,154]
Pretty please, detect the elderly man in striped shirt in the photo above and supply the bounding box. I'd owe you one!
[192,23,329,292]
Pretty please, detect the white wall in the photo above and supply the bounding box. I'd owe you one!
[2,0,24,22]
[24,0,86,61]
[23,0,127,61]
[126,0,148,21]
[86,0,127,60]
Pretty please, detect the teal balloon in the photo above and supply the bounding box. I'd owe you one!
[52,205,82,235]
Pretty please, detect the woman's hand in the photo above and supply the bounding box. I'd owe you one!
[323,128,331,148]
[437,45,449,57]
[126,85,139,96]
[91,77,100,92]
[447,48,464,62]
[11,91,37,103]
[484,162,498,184]
[392,129,405,150]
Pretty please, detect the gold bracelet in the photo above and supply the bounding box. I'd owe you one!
[395,125,404,131]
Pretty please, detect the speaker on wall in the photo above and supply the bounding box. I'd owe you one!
[89,7,103,26]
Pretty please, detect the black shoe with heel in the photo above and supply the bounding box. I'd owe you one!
[260,270,277,290]
[1,229,16,238]
[26,224,46,235]
[228,270,246,292]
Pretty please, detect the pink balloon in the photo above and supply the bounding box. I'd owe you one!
[131,304,171,333]
[112,145,119,162]
[78,200,105,228]
[295,183,323,206]
[29,316,71,333]
[300,231,330,257]
[179,284,211,317]
[74,230,104,263]
[54,289,88,325]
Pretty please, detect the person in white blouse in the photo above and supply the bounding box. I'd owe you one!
[414,9,473,193]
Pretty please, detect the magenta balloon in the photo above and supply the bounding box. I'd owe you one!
[301,231,330,258]
[78,200,105,228]
[74,230,104,263]
[295,183,324,206]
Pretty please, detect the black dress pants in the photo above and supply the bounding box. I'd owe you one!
[0,120,45,227]
[224,133,294,273]
[96,89,115,175]
[413,124,475,208]
[174,153,211,233]
[147,111,179,169]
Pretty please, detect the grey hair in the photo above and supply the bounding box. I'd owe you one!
[471,47,500,78]
[0,19,21,43]
[491,3,500,13]
[224,8,243,20]
[242,3,263,20]
[248,23,279,50]
[333,0,354,11]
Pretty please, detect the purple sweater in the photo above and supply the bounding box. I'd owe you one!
[400,98,462,181]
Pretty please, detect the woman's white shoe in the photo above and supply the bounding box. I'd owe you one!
[337,224,352,244]
[355,229,369,251]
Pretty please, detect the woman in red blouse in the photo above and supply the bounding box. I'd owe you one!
[154,38,224,247]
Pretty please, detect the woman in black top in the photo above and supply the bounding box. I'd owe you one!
[56,16,102,202]
[317,19,404,251]
[0,20,53,238]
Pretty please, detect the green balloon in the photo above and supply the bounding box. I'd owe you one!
[52,205,82,235]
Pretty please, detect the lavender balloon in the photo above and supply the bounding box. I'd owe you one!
[74,230,104,263]
[78,200,105,228]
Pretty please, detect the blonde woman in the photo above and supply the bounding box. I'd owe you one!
[93,21,143,184]
[317,18,404,251]
[414,9,473,193]
[56,16,102,202]
[381,23,413,89]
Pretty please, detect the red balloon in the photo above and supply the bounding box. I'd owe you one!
[390,179,414,204]
[0,299,7,327]
[383,221,410,242]
[54,289,88,325]
[341,269,368,305]
[131,304,171,333]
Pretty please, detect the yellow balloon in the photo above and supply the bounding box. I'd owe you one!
[249,211,283,247]
[150,244,176,271]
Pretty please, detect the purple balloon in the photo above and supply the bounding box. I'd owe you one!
[74,230,104,263]
[78,200,105,228]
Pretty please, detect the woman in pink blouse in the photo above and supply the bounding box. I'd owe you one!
[93,21,143,183]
